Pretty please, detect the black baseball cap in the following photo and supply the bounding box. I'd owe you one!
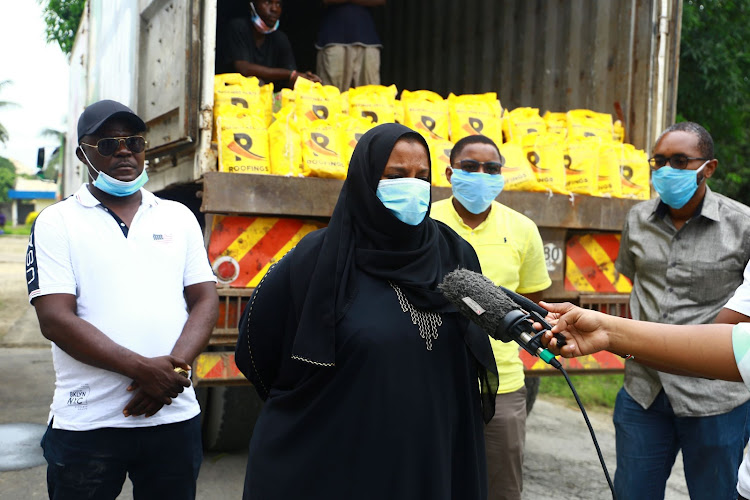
[77,99,147,143]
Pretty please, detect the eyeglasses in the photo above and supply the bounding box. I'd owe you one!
[648,154,709,170]
[454,159,504,175]
[80,136,147,157]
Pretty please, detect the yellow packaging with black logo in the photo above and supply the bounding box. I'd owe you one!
[499,139,544,192]
[401,89,450,142]
[567,109,614,141]
[521,133,568,194]
[565,136,601,196]
[620,143,650,200]
[613,120,626,143]
[504,107,547,142]
[294,77,342,125]
[217,114,270,175]
[338,115,376,167]
[447,93,503,147]
[543,111,568,138]
[269,105,304,177]
[213,74,273,139]
[596,141,624,198]
[300,119,346,179]
[425,137,454,187]
[348,84,398,125]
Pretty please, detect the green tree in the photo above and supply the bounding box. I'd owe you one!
[39,128,65,181]
[39,0,86,55]
[0,80,19,146]
[677,0,750,204]
[0,156,17,203]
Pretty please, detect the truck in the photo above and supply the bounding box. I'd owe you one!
[62,0,683,450]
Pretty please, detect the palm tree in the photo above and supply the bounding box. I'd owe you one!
[0,80,19,146]
[39,128,65,181]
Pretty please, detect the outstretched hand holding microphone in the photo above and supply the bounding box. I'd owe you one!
[538,301,743,383]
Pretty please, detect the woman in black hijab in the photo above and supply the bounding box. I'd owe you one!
[235,123,498,499]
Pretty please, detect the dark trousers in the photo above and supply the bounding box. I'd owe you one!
[41,415,202,500]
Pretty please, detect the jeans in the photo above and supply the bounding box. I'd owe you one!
[613,388,750,500]
[41,415,202,500]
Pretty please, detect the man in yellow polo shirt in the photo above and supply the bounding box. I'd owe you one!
[431,134,550,500]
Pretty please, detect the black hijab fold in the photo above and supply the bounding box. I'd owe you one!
[287,123,497,420]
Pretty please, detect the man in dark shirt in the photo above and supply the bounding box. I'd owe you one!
[218,0,320,89]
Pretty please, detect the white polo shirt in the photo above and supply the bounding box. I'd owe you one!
[725,261,750,315]
[27,184,217,430]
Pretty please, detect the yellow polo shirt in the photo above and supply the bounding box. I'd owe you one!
[431,198,551,394]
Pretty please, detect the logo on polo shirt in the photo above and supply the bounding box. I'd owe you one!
[153,233,173,243]
[67,384,90,410]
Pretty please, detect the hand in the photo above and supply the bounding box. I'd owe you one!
[123,383,166,418]
[538,302,613,358]
[301,71,321,84]
[130,355,191,404]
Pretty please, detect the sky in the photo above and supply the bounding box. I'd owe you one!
[0,1,70,172]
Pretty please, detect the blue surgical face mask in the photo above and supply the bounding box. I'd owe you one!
[651,161,707,209]
[250,2,279,34]
[376,178,431,226]
[81,147,149,197]
[450,168,505,214]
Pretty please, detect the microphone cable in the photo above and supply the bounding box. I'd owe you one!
[547,360,617,500]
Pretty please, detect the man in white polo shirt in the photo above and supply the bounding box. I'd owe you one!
[26,99,218,499]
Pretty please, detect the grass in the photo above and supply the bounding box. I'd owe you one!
[0,225,32,236]
[538,373,624,410]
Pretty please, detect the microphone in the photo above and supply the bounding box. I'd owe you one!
[438,268,562,368]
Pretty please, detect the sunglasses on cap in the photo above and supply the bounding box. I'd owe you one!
[454,159,504,175]
[647,154,709,170]
[80,136,147,157]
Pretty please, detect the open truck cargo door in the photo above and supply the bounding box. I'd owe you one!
[137,0,208,192]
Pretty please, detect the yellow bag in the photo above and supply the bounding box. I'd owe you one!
[259,83,274,127]
[448,92,503,146]
[401,89,450,141]
[543,111,568,138]
[394,99,404,124]
[217,114,270,174]
[301,119,347,179]
[348,84,398,124]
[613,120,625,143]
[213,74,266,141]
[426,138,454,187]
[499,139,542,191]
[620,144,650,200]
[596,141,623,198]
[565,137,601,196]
[268,105,304,177]
[340,90,349,115]
[281,88,296,109]
[214,73,260,108]
[505,107,547,141]
[521,133,567,194]
[338,115,376,167]
[294,77,342,125]
[567,109,614,141]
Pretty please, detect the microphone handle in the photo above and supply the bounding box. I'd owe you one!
[499,285,549,317]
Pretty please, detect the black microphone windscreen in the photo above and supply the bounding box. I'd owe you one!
[438,268,519,342]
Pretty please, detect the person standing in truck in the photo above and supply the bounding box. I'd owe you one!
[217,0,321,88]
[235,123,498,500]
[315,0,385,91]
[431,135,550,500]
[26,99,219,499]
[613,121,750,499]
